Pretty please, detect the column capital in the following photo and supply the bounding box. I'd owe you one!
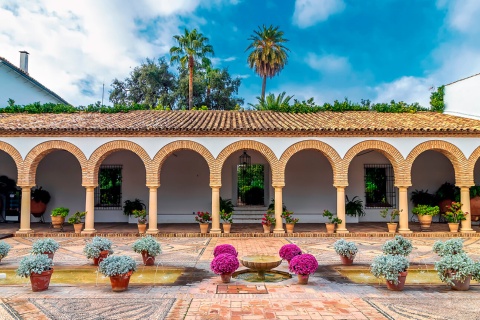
[18,185,34,189]
[333,184,348,189]
[394,184,412,189]
[82,185,97,189]
[146,184,160,189]
[457,184,474,189]
[272,183,285,188]
[210,183,222,188]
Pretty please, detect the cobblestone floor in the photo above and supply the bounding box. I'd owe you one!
[0,236,479,319]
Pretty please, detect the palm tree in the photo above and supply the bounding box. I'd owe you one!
[246,25,289,100]
[170,28,214,109]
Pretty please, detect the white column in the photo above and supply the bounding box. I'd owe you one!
[460,186,475,233]
[147,186,159,234]
[16,186,34,234]
[336,186,349,233]
[273,185,285,233]
[81,186,96,234]
[397,186,412,233]
[210,185,221,233]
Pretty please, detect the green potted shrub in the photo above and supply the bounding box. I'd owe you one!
[443,202,467,232]
[16,254,54,292]
[411,205,439,231]
[31,238,60,259]
[50,207,69,229]
[382,235,413,256]
[345,196,365,217]
[83,236,113,266]
[123,199,145,216]
[370,254,410,290]
[333,239,358,265]
[132,209,147,234]
[410,189,435,207]
[282,210,299,233]
[220,209,233,234]
[67,211,86,234]
[322,210,342,234]
[379,208,401,233]
[132,236,162,266]
[99,255,137,292]
[0,241,11,263]
[31,186,51,220]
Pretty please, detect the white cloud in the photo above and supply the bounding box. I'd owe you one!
[437,0,480,33]
[372,77,432,106]
[305,53,350,73]
[292,0,345,28]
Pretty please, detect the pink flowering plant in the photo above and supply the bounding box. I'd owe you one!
[279,244,302,261]
[210,253,240,275]
[195,211,211,223]
[213,244,238,257]
[281,211,299,224]
[289,254,318,275]
[262,210,276,226]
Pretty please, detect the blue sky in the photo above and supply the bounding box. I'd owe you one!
[1,0,480,106]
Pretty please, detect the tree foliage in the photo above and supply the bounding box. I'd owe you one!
[430,85,445,113]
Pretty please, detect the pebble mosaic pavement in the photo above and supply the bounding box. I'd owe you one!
[0,236,479,319]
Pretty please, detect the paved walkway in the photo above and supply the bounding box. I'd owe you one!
[0,236,479,319]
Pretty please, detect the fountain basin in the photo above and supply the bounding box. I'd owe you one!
[239,255,282,280]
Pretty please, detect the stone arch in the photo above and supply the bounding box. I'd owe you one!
[21,140,88,186]
[467,146,480,184]
[214,140,281,185]
[341,140,405,185]
[151,140,215,186]
[87,140,152,186]
[405,140,469,186]
[0,141,23,181]
[279,140,342,184]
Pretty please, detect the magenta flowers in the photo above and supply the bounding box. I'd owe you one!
[210,253,240,275]
[214,244,238,257]
[279,244,302,261]
[289,254,318,275]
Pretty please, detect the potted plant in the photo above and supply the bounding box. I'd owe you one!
[0,241,11,263]
[83,236,113,266]
[333,239,358,265]
[132,209,147,234]
[289,253,318,284]
[31,238,60,259]
[282,210,299,233]
[67,211,86,234]
[123,198,145,216]
[16,254,54,292]
[412,205,439,231]
[132,236,161,266]
[279,243,302,265]
[443,202,467,232]
[99,255,137,292]
[433,239,480,290]
[381,235,413,256]
[31,186,51,220]
[220,209,233,234]
[469,185,480,221]
[410,189,435,207]
[345,196,366,217]
[370,254,410,291]
[50,207,69,229]
[261,210,275,233]
[210,253,240,283]
[195,211,211,234]
[435,182,457,214]
[379,208,401,233]
[213,244,238,257]
[322,210,342,234]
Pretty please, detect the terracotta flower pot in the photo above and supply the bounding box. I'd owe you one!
[286,223,295,233]
[387,223,397,233]
[339,255,354,266]
[325,223,335,234]
[30,268,53,292]
[141,251,155,266]
[223,223,231,234]
[418,215,433,231]
[448,223,459,233]
[297,274,309,285]
[450,274,471,291]
[73,223,83,234]
[137,223,147,234]
[220,273,232,283]
[31,200,47,217]
[109,271,133,292]
[51,216,65,229]
[93,250,110,266]
[199,223,209,234]
[470,196,480,221]
[386,271,408,291]
[263,224,271,233]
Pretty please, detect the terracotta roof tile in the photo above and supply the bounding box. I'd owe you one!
[0,110,480,135]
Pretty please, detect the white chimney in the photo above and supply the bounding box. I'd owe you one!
[19,51,29,74]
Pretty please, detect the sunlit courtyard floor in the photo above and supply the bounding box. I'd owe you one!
[1,235,480,319]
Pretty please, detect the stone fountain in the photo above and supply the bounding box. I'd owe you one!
[238,255,283,281]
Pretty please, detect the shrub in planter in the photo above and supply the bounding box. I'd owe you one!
[51,207,69,229]
[370,254,409,289]
[31,186,51,218]
[16,254,54,292]
[31,238,60,259]
[432,239,464,257]
[68,211,86,233]
[279,244,302,262]
[261,210,276,233]
[381,235,413,256]
[345,195,366,217]
[132,236,161,266]
[133,209,148,234]
[289,253,318,284]
[220,209,234,233]
[123,198,145,216]
[435,253,480,289]
[333,239,358,265]
[0,241,11,262]
[210,253,240,283]
[213,244,238,257]
[83,236,113,265]
[99,255,137,292]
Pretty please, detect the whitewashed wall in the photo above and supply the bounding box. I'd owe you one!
[445,74,480,119]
